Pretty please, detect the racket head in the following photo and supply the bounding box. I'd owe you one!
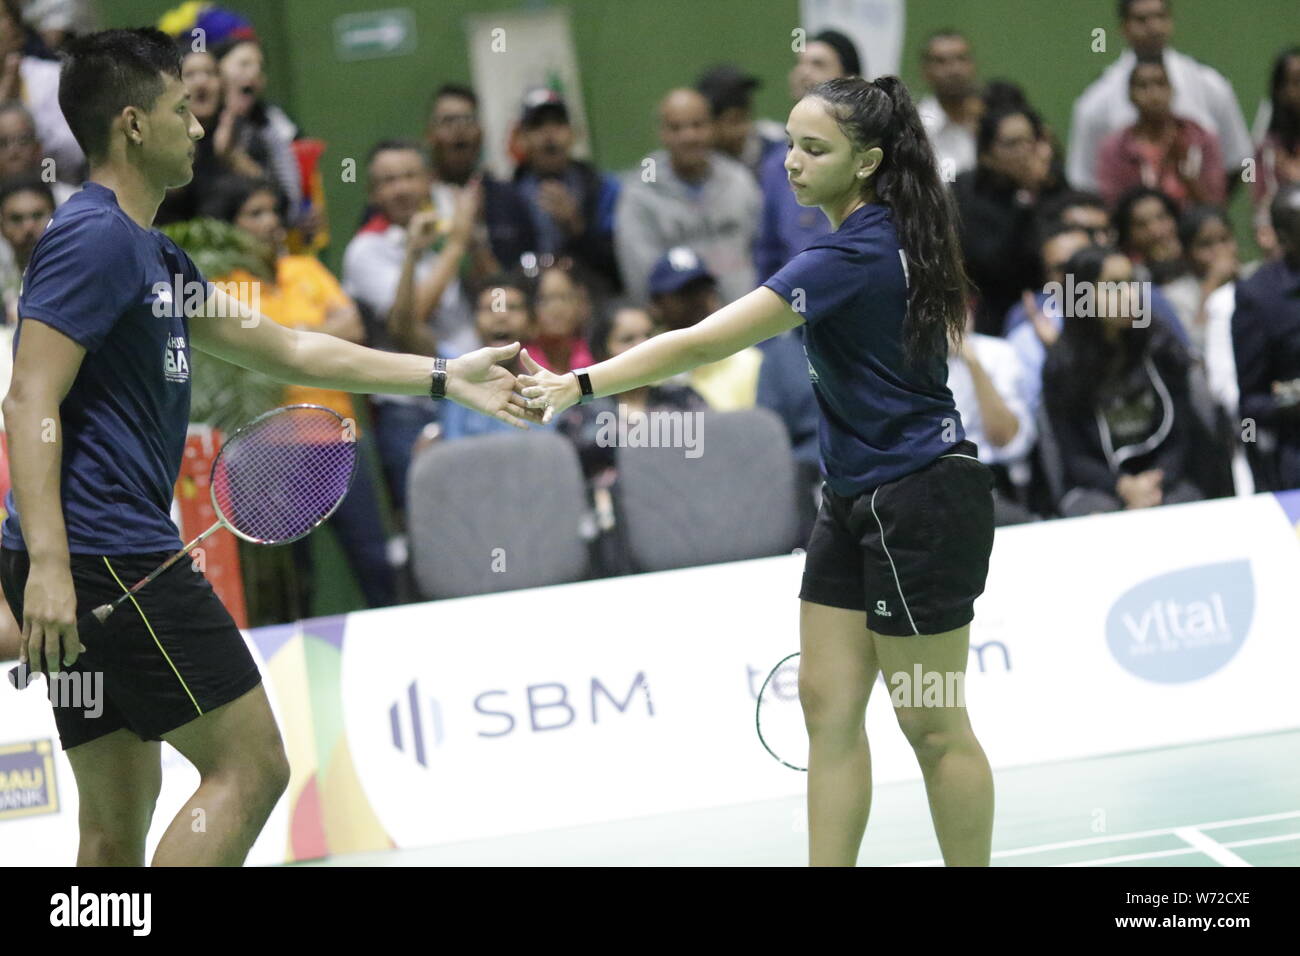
[756,651,808,772]
[209,403,358,546]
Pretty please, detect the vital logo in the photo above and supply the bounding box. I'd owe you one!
[0,739,59,821]
[163,333,189,383]
[1106,560,1253,682]
[390,681,444,768]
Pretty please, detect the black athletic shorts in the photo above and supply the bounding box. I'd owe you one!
[799,440,995,636]
[1,547,261,750]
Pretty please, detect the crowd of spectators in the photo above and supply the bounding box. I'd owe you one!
[0,0,1298,619]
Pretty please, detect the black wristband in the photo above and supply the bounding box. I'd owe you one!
[429,357,448,400]
[573,367,594,405]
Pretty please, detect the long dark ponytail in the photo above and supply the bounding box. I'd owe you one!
[809,75,969,367]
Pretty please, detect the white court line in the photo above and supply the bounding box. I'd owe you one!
[1062,847,1200,867]
[1224,833,1300,849]
[894,810,1300,866]
[1174,827,1252,866]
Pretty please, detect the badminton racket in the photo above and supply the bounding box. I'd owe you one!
[8,403,357,689]
[755,651,808,772]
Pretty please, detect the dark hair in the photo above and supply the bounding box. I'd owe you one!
[1038,189,1107,226]
[201,174,285,224]
[1036,219,1092,253]
[429,82,478,118]
[59,28,182,162]
[1118,0,1169,19]
[468,269,533,310]
[1176,204,1230,251]
[0,173,54,211]
[1266,46,1300,154]
[981,79,1031,115]
[1271,182,1300,245]
[212,36,260,63]
[976,103,1042,156]
[588,300,655,363]
[1114,186,1179,251]
[1043,246,1168,416]
[1129,52,1168,90]
[921,28,969,59]
[808,75,969,365]
[810,29,862,78]
[365,138,428,170]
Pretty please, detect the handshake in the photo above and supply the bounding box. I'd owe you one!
[453,343,584,428]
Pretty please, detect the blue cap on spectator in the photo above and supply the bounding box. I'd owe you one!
[648,247,715,297]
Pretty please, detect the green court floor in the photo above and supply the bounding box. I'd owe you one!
[293,728,1300,867]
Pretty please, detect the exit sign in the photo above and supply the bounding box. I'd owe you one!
[334,8,417,61]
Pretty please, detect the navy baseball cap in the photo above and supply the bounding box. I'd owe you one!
[520,87,570,129]
[648,247,715,297]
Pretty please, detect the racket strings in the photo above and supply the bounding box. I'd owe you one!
[211,406,357,543]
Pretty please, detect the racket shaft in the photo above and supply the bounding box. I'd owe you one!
[5,520,224,689]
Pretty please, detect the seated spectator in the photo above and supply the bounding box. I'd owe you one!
[1253,47,1300,256]
[440,272,555,441]
[0,102,75,202]
[954,102,1065,335]
[917,29,982,180]
[512,88,622,297]
[1066,0,1251,196]
[1231,183,1300,491]
[1042,247,1205,516]
[214,35,302,223]
[1115,185,1187,283]
[616,88,760,306]
[525,259,596,374]
[948,312,1037,525]
[1160,205,1245,354]
[0,0,82,180]
[0,174,52,323]
[1036,189,1115,247]
[647,247,763,411]
[157,42,278,225]
[696,63,785,179]
[205,175,395,609]
[425,83,536,275]
[556,301,705,480]
[1096,56,1225,210]
[343,139,479,508]
[755,29,861,279]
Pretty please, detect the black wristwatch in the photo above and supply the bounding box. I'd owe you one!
[572,367,594,405]
[429,357,448,400]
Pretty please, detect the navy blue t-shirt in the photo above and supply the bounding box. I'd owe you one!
[2,182,206,554]
[762,202,964,496]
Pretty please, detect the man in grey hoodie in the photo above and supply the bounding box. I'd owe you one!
[615,87,761,306]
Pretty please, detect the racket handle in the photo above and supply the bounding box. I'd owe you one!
[6,602,115,690]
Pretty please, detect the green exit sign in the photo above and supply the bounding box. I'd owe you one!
[334,8,417,61]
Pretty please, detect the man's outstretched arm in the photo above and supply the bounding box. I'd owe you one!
[191,285,542,429]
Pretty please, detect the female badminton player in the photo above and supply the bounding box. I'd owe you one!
[0,29,539,866]
[520,75,996,866]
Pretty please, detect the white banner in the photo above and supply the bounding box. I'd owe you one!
[3,491,1297,862]
[800,0,907,79]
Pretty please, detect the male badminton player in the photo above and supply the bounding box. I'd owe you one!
[520,76,996,866]
[0,29,539,866]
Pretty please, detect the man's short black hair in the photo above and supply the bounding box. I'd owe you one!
[365,138,428,171]
[59,28,182,163]
[0,174,55,212]
[922,28,969,59]
[1118,0,1169,20]
[428,83,478,119]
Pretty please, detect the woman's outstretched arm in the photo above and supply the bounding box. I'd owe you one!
[520,286,803,420]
